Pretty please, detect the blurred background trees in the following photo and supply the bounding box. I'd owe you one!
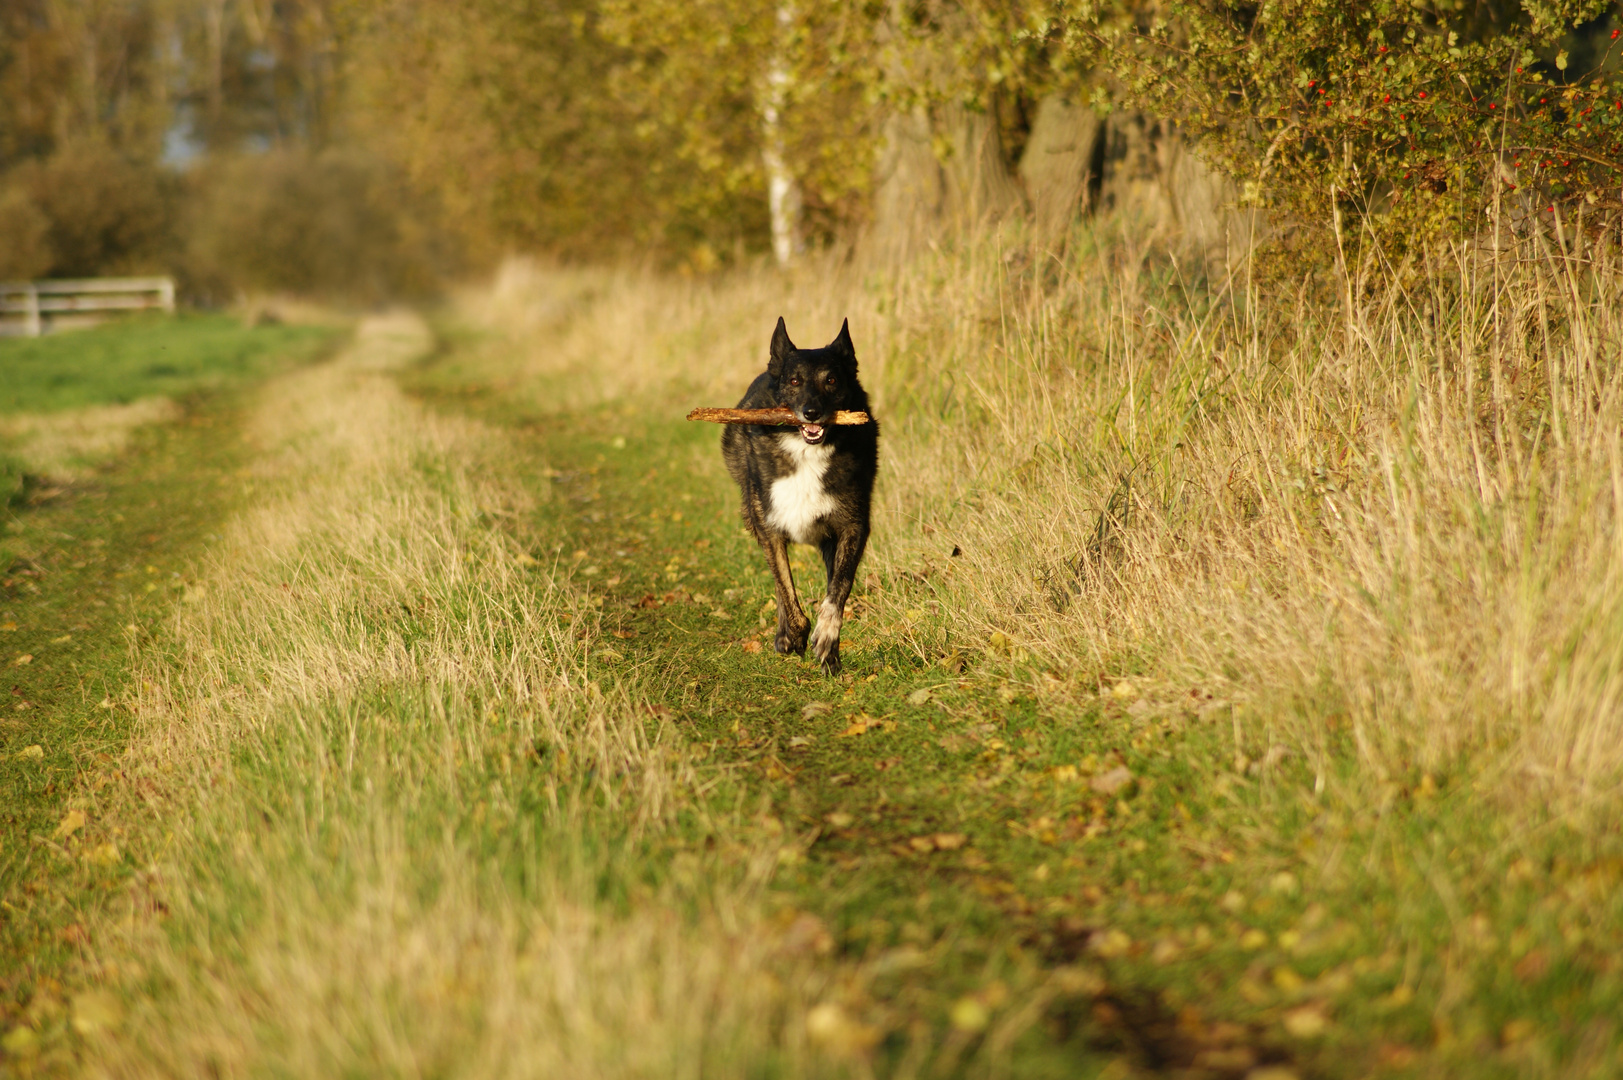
[2,0,1619,300]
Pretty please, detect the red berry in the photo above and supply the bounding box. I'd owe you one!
[1418,91,1426,98]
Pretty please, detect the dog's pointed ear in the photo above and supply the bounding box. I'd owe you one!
[831,318,857,372]
[768,317,795,377]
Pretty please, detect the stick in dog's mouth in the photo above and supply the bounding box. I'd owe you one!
[801,423,826,445]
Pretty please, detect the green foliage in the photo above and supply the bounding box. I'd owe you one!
[0,314,338,416]
[1061,0,1623,248]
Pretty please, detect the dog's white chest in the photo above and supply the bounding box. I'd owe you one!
[767,435,836,543]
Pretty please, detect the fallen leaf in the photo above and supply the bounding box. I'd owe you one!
[70,990,123,1035]
[873,756,901,771]
[801,702,832,721]
[11,654,33,666]
[839,713,882,737]
[51,634,71,644]
[84,843,121,867]
[907,688,931,706]
[949,997,990,1032]
[53,809,86,840]
[741,640,762,654]
[1109,680,1139,701]
[787,735,813,750]
[97,697,114,709]
[1090,766,1133,795]
[1513,948,1550,982]
[1282,1004,1328,1038]
[0,621,16,632]
[710,608,730,618]
[16,744,44,761]
[611,628,636,639]
[909,836,936,853]
[636,594,662,608]
[1,1026,39,1058]
[804,1002,878,1055]
[824,811,854,828]
[933,832,968,850]
[988,630,1011,653]
[1089,929,1132,958]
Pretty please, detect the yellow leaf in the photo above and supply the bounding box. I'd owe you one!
[932,832,967,851]
[51,634,71,644]
[0,621,17,632]
[824,811,853,828]
[1282,1004,1328,1038]
[11,653,33,666]
[53,810,86,840]
[988,630,1010,653]
[1088,928,1132,958]
[70,990,123,1035]
[85,842,121,868]
[949,996,990,1032]
[839,713,882,737]
[16,744,44,761]
[906,688,931,706]
[2,1025,40,1058]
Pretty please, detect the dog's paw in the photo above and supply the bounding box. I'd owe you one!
[810,600,842,675]
[776,615,809,656]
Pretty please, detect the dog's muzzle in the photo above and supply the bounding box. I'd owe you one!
[800,423,826,445]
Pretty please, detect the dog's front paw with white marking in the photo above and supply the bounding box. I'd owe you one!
[810,599,842,675]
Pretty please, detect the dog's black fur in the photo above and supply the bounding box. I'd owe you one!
[722,318,878,674]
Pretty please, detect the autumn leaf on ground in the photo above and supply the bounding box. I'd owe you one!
[53,809,86,840]
[1090,766,1133,795]
[839,713,883,736]
[741,640,762,654]
[15,744,44,761]
[906,688,931,706]
[801,702,832,721]
[11,654,33,666]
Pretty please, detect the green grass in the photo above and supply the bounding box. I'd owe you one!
[0,313,337,416]
[401,331,1623,1079]
[0,317,345,1069]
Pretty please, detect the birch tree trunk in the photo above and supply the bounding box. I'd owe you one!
[760,1,802,267]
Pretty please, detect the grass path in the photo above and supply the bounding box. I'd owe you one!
[6,306,1621,1078]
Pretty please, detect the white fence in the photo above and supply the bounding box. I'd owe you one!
[0,277,176,338]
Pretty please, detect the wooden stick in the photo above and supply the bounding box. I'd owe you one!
[686,406,869,426]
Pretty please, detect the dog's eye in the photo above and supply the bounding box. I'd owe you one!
[824,377,836,390]
[789,377,802,387]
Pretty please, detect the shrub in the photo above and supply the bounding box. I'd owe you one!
[0,141,177,278]
[184,148,454,306]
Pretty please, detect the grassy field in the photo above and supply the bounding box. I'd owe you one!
[0,313,343,1073]
[3,234,1622,1078]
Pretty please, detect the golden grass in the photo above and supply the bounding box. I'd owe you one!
[85,313,846,1078]
[468,232,1623,812]
[0,398,181,479]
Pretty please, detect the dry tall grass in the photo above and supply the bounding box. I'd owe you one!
[87,314,847,1078]
[470,229,1623,814]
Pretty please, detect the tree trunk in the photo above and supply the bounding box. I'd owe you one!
[1018,95,1103,245]
[760,2,802,267]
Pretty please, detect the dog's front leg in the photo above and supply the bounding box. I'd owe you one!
[811,525,869,675]
[760,530,809,656]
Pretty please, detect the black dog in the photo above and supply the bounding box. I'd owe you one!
[722,318,878,674]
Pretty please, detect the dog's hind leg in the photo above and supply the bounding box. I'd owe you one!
[760,530,809,656]
[810,525,869,675]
